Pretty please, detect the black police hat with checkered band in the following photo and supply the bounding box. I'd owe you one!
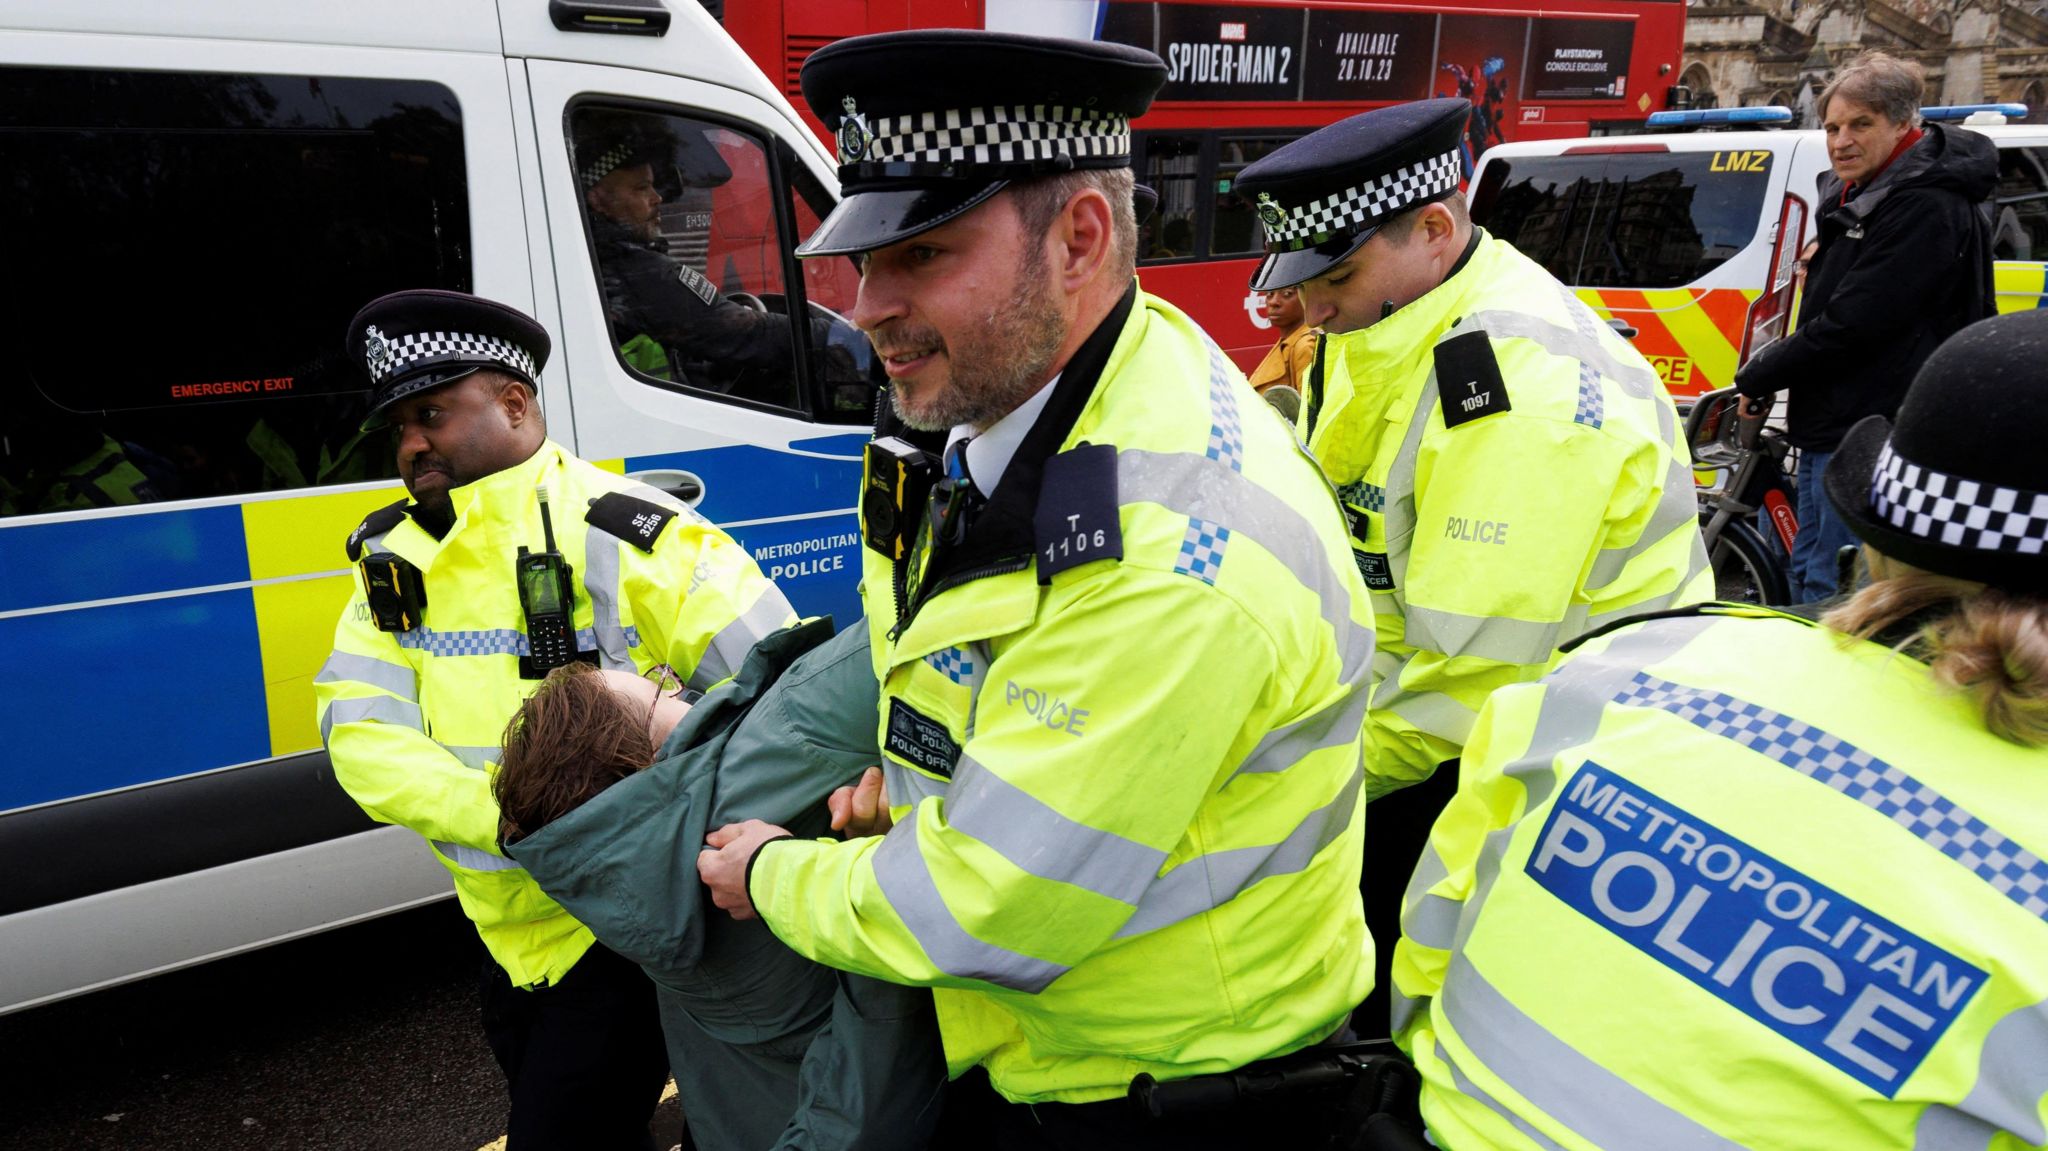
[1233,99,1470,292]
[347,289,552,431]
[1825,308,2048,591]
[794,29,1166,258]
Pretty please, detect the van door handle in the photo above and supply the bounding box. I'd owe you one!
[626,468,704,507]
[1606,318,1640,340]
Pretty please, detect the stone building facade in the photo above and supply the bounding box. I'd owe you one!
[1681,0,2048,123]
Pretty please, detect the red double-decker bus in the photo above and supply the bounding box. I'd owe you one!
[725,0,1686,370]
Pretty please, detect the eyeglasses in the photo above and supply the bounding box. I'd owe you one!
[644,663,685,700]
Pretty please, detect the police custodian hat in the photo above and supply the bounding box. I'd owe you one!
[1234,98,1470,291]
[347,289,552,430]
[795,29,1167,258]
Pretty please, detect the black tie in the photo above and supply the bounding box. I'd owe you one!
[933,437,978,546]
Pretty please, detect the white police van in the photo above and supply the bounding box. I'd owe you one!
[1468,104,2048,402]
[0,0,874,1013]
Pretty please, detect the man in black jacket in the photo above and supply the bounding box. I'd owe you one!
[1734,51,1996,601]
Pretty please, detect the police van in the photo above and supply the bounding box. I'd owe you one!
[0,0,877,1013]
[1468,104,2048,400]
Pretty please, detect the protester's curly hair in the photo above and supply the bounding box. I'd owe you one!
[494,663,654,846]
[1824,563,2048,747]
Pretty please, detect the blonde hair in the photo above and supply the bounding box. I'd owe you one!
[1822,563,2048,747]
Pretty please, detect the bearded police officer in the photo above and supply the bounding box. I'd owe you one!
[312,290,794,1149]
[1392,308,2048,1149]
[695,30,1376,1149]
[1233,100,1710,1029]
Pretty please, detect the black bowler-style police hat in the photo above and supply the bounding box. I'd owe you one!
[794,29,1166,258]
[1826,309,2048,591]
[347,289,552,431]
[1234,98,1471,291]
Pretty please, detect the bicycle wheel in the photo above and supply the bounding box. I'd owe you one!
[1703,514,1791,605]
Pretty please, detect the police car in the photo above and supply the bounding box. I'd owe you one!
[0,0,875,1013]
[1468,103,2048,400]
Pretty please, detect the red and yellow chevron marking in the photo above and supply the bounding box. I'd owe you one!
[1576,287,1761,399]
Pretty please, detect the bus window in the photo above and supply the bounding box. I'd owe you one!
[571,105,805,412]
[0,67,467,516]
[1992,145,2048,261]
[1475,152,1771,288]
[1212,135,1297,257]
[1139,133,1203,261]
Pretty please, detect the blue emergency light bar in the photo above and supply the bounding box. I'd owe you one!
[1919,103,2028,122]
[1645,105,1795,128]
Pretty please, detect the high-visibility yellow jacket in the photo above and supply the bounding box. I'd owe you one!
[1303,231,1710,790]
[314,441,792,987]
[1395,604,2048,1150]
[749,287,1376,1104]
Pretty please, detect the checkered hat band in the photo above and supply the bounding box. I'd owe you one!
[853,105,1130,167]
[1871,442,2048,555]
[579,143,637,186]
[375,330,537,385]
[1266,149,1464,248]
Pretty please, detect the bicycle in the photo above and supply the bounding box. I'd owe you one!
[1684,387,1799,605]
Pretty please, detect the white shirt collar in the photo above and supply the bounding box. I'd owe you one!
[946,375,1059,500]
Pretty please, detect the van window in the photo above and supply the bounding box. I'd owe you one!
[1472,151,1773,288]
[1991,145,2048,261]
[784,151,879,422]
[0,67,469,517]
[571,105,809,412]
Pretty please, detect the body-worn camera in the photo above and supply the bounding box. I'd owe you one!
[360,552,428,632]
[862,436,938,561]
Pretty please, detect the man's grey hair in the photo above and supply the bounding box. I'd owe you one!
[1820,51,1925,128]
[1007,166,1139,280]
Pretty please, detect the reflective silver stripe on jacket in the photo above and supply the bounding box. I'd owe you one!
[315,651,417,700]
[580,525,638,671]
[1587,452,1705,592]
[1440,955,1745,1150]
[1118,449,1370,682]
[947,754,1168,907]
[870,815,1071,992]
[1461,308,1661,400]
[1435,1040,1568,1151]
[319,694,425,746]
[437,744,496,771]
[1403,604,1563,668]
[432,840,526,873]
[1115,764,1363,940]
[1391,614,1721,1032]
[688,589,796,691]
[1232,624,1375,778]
[883,761,952,812]
[1913,996,2048,1149]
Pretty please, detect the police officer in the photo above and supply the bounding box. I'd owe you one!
[312,289,795,1149]
[694,30,1375,1149]
[1232,100,1710,1028]
[1392,307,2048,1149]
[576,111,808,393]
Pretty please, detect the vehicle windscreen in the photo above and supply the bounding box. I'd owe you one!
[1469,149,1773,288]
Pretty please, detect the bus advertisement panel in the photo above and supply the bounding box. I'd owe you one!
[726,0,1686,369]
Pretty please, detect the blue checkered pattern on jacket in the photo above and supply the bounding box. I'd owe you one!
[1561,287,1606,429]
[1340,481,1386,514]
[924,646,976,685]
[1203,346,1244,473]
[394,627,608,659]
[1175,518,1231,585]
[1612,671,2048,921]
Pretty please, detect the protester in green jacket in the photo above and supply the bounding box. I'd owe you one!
[496,619,945,1151]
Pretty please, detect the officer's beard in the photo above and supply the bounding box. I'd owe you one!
[885,250,1065,432]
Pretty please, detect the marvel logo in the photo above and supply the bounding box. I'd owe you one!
[1219,21,1245,41]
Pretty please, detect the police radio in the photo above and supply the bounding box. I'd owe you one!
[861,436,938,560]
[517,484,578,679]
